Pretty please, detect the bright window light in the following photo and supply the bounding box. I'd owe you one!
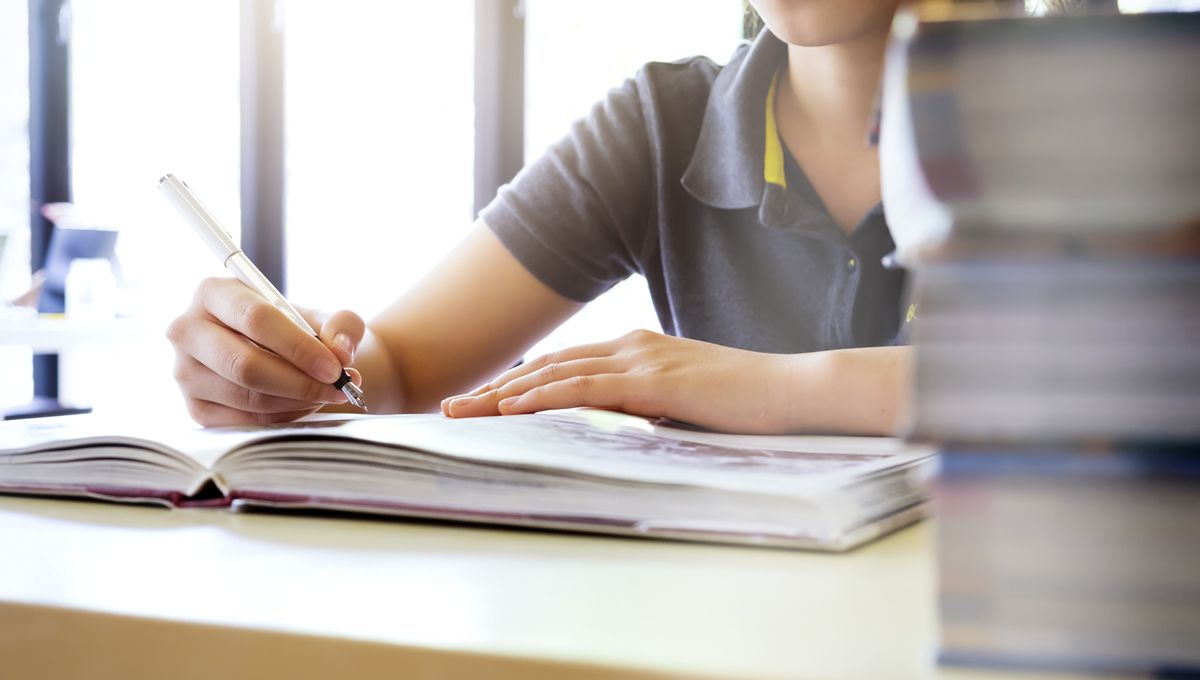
[68,0,240,414]
[1118,0,1200,11]
[0,0,32,409]
[284,1,476,320]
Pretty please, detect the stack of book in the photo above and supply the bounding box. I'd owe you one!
[938,448,1200,673]
[884,6,1200,674]
[911,258,1200,443]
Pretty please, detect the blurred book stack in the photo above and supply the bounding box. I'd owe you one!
[913,258,1199,443]
[885,6,1200,674]
[937,449,1200,673]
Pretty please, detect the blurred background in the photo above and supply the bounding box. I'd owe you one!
[7,0,1190,421]
[0,0,745,419]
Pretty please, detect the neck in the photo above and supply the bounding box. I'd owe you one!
[779,30,889,145]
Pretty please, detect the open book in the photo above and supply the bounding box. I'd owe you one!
[0,410,935,550]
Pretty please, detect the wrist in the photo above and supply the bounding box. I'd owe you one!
[772,347,911,436]
[770,350,835,433]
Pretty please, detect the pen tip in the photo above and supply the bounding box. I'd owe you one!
[341,381,368,412]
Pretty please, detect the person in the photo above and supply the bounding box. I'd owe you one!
[167,0,954,434]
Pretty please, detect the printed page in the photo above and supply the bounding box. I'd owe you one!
[307,410,933,496]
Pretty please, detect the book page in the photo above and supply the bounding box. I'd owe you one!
[292,410,933,495]
[0,413,367,471]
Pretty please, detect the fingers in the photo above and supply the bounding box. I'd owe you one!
[439,330,682,420]
[197,278,344,384]
[173,355,344,414]
[496,374,629,415]
[172,317,348,404]
[445,357,619,417]
[485,340,617,392]
[168,277,367,427]
[312,309,366,367]
[447,340,618,405]
[185,397,321,428]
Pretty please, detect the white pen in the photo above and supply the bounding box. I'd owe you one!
[158,173,366,410]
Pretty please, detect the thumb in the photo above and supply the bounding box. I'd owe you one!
[303,307,366,367]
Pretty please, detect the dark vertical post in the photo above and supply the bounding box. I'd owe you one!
[240,0,287,291]
[474,0,525,216]
[28,0,71,400]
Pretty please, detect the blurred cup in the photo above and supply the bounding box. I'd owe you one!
[65,258,117,321]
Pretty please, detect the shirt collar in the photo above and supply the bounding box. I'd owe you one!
[680,30,788,211]
[763,71,788,190]
[682,30,888,243]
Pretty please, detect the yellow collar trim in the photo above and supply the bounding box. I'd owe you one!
[764,70,787,189]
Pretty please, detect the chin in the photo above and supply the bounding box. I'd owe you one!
[751,0,900,46]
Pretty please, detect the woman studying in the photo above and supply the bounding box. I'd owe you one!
[165,1,1024,434]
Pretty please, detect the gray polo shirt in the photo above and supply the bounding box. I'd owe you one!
[480,29,907,355]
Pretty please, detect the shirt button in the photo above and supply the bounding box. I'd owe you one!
[847,258,857,269]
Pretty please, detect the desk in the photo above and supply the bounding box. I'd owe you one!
[0,316,158,353]
[0,316,180,419]
[0,496,1089,680]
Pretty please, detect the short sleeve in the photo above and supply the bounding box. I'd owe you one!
[479,77,652,303]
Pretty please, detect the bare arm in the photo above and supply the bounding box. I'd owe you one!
[168,217,908,434]
[777,345,912,435]
[444,330,912,437]
[345,222,583,414]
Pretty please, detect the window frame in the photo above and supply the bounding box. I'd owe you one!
[25,0,741,406]
[25,0,527,402]
[28,0,71,402]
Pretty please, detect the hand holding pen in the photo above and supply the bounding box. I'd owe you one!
[160,174,367,426]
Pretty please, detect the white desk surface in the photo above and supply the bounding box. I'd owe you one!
[0,496,1098,680]
[0,316,159,352]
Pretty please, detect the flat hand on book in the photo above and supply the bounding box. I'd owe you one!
[167,277,364,426]
[442,329,796,434]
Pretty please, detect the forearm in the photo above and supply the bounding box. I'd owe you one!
[776,346,913,436]
[360,318,530,415]
[327,319,515,416]
[328,224,584,415]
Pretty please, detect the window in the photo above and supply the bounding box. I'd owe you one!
[66,0,241,414]
[1116,0,1200,9]
[12,1,747,417]
[524,0,744,161]
[0,0,32,409]
[523,0,745,356]
[284,1,476,319]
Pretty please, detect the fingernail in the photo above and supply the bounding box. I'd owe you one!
[498,396,520,412]
[315,356,342,383]
[333,332,354,360]
[446,396,478,417]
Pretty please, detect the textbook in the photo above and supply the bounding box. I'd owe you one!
[938,449,1200,673]
[910,258,1200,444]
[886,6,1200,675]
[0,409,934,551]
[882,8,1200,444]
